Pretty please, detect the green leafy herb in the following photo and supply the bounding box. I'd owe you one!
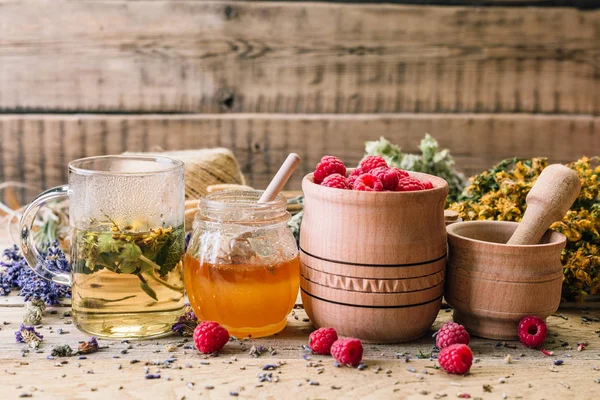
[97,233,119,253]
[364,134,467,202]
[416,350,431,359]
[51,344,74,357]
[139,279,158,302]
[73,222,185,300]
[154,227,184,276]
[120,243,142,262]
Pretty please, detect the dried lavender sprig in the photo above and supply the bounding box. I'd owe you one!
[0,242,71,305]
[171,304,198,336]
[0,245,27,294]
[15,324,43,349]
[78,337,99,354]
[184,232,191,253]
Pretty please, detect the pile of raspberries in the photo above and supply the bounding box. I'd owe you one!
[313,155,433,192]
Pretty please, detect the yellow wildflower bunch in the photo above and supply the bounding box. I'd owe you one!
[450,157,600,302]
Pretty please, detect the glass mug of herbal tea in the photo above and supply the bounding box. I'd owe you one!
[185,190,300,338]
[19,155,185,339]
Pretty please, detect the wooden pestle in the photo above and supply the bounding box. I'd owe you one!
[506,164,581,245]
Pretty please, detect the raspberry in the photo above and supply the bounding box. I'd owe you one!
[309,327,338,355]
[321,174,348,190]
[353,174,384,192]
[347,176,357,189]
[349,168,364,178]
[346,168,363,189]
[370,167,409,191]
[438,344,473,375]
[314,156,346,184]
[421,180,434,189]
[396,177,425,192]
[518,315,547,348]
[359,156,388,173]
[435,322,470,349]
[193,321,230,354]
[330,338,363,367]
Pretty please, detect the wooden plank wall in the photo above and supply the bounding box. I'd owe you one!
[0,0,598,193]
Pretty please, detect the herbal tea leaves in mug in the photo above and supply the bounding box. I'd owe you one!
[72,219,184,301]
[69,219,186,338]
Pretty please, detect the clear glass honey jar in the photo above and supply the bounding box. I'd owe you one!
[184,190,299,338]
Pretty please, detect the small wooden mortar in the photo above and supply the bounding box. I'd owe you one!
[446,221,566,340]
[445,164,581,340]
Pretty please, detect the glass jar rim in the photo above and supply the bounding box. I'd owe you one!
[68,155,184,176]
[196,190,289,225]
[200,189,287,209]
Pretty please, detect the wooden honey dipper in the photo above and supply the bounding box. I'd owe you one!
[506,164,581,245]
[222,153,300,263]
[258,153,301,203]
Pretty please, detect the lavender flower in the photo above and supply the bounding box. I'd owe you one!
[0,276,10,296]
[0,242,71,305]
[15,324,44,349]
[171,304,198,336]
[184,232,191,252]
[0,245,28,295]
[78,337,99,354]
[43,241,70,273]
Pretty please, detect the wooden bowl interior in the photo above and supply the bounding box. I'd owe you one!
[447,221,565,247]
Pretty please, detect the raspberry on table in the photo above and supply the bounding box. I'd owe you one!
[396,177,425,192]
[330,338,363,367]
[309,327,338,355]
[518,315,548,348]
[193,321,230,354]
[353,174,384,192]
[435,322,470,349]
[313,156,346,184]
[359,156,388,173]
[321,174,348,190]
[370,167,409,191]
[438,343,473,375]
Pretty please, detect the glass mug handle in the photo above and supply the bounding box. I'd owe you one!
[19,185,71,286]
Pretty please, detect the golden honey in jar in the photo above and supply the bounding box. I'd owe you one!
[184,191,299,338]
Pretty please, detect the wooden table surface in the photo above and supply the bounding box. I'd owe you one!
[1,198,599,399]
[0,293,599,400]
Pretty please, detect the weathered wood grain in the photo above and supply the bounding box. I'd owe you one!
[79,0,600,6]
[0,1,598,114]
[256,0,599,5]
[1,114,598,195]
[0,303,599,399]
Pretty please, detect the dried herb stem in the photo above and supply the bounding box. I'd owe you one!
[143,269,184,293]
